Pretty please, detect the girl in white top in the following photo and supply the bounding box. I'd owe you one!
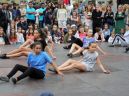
[84,5,93,29]
[0,27,5,45]
[108,32,115,46]
[112,28,129,46]
[57,42,110,74]
[19,5,26,17]
[16,27,25,44]
[44,26,54,52]
[94,28,105,42]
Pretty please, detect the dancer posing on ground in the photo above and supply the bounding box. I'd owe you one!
[0,42,62,84]
[0,30,56,59]
[50,42,110,74]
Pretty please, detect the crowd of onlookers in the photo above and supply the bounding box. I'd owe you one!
[0,1,129,49]
[0,0,129,86]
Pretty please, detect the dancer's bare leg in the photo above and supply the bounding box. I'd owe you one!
[72,48,84,55]
[7,48,23,55]
[7,48,31,55]
[58,59,76,69]
[45,46,56,59]
[19,39,32,48]
[58,59,86,72]
[7,51,29,58]
[7,39,32,55]
[69,43,81,54]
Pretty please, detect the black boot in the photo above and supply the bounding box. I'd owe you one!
[125,47,129,53]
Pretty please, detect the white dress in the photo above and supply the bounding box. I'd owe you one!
[84,12,92,29]
[57,9,67,28]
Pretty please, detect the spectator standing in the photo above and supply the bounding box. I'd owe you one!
[92,6,102,34]
[70,11,79,26]
[19,4,26,17]
[84,5,93,29]
[104,6,114,32]
[45,8,53,26]
[12,5,21,20]
[115,5,125,34]
[26,2,36,25]
[36,3,46,28]
[57,4,67,28]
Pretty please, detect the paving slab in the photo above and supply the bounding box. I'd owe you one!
[0,43,129,96]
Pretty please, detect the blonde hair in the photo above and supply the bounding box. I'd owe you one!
[88,29,93,34]
[101,4,107,12]
[111,30,115,35]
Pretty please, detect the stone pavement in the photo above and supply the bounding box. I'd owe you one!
[0,43,129,96]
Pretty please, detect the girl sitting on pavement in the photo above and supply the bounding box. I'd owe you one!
[43,27,54,52]
[67,29,107,58]
[108,32,115,47]
[112,28,129,47]
[94,27,105,42]
[9,28,17,44]
[26,27,34,40]
[102,24,111,42]
[50,42,110,74]
[16,27,25,45]
[0,42,62,84]
[0,27,6,45]
[0,30,56,60]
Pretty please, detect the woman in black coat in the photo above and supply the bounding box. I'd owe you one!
[103,6,114,31]
[92,6,102,34]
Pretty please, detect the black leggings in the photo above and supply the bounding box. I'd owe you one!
[67,38,83,48]
[7,64,45,81]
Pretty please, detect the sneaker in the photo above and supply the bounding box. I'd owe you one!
[67,53,70,56]
[0,54,9,59]
[48,68,57,73]
[11,78,17,84]
[108,45,114,47]
[63,46,70,49]
[67,53,73,58]
[125,47,129,53]
[0,76,9,82]
[80,52,83,56]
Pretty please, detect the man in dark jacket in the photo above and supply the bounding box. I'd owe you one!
[0,4,10,44]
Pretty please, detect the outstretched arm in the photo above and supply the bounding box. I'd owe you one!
[45,46,56,59]
[96,57,110,74]
[50,62,64,76]
[97,45,107,55]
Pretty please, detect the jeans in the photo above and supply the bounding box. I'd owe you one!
[39,20,44,28]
